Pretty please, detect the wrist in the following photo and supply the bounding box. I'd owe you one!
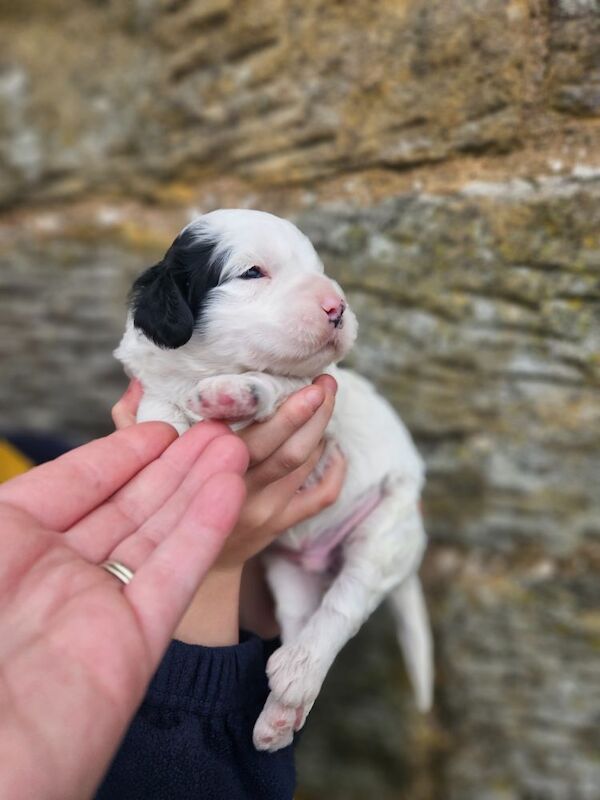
[174,566,243,646]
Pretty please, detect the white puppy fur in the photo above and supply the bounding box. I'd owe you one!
[115,209,433,751]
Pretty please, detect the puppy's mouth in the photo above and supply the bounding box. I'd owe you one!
[316,329,348,357]
[316,332,339,352]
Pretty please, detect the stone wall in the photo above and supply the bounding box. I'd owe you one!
[1,2,598,798]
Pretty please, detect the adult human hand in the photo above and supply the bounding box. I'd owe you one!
[112,376,346,641]
[0,421,247,800]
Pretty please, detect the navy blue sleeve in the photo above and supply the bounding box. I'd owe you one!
[95,633,295,800]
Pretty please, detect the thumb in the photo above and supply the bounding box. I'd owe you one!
[111,379,143,430]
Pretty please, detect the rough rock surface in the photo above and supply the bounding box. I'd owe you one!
[1,2,599,798]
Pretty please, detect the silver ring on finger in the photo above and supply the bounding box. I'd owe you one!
[100,560,135,586]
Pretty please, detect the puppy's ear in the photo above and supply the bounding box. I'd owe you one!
[130,230,224,349]
[131,261,195,349]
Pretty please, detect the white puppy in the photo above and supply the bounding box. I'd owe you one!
[115,209,433,752]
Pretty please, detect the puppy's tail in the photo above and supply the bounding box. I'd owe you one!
[388,574,433,711]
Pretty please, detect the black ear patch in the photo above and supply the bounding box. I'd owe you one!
[131,261,194,349]
[130,231,224,349]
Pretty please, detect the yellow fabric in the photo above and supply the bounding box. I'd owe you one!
[0,440,33,482]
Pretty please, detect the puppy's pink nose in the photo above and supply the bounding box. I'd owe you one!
[321,296,346,327]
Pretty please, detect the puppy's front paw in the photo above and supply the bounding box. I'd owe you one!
[266,641,323,709]
[186,376,262,421]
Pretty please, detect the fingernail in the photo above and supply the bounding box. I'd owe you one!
[304,387,324,412]
[314,375,338,396]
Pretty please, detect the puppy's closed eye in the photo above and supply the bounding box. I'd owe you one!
[240,266,266,280]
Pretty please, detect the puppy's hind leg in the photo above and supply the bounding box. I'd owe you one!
[254,477,429,752]
[253,556,326,751]
[263,554,327,644]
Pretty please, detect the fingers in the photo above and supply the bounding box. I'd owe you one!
[108,434,248,569]
[236,441,326,546]
[111,379,143,430]
[247,384,336,489]
[239,384,326,466]
[66,420,235,561]
[0,423,178,531]
[125,472,246,660]
[277,446,347,530]
[261,440,326,507]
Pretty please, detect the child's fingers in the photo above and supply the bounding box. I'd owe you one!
[245,388,336,488]
[238,385,325,466]
[259,440,326,503]
[277,446,347,530]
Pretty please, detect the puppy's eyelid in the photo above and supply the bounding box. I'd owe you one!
[240,266,268,279]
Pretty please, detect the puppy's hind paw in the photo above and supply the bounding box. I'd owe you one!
[253,694,304,752]
[266,641,322,708]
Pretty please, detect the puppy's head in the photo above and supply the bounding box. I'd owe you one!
[130,209,357,376]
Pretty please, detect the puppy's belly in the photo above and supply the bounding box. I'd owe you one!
[272,484,384,573]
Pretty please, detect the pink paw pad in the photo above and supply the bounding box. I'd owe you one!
[188,382,260,420]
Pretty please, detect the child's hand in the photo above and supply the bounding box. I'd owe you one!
[219,375,345,566]
[112,376,346,643]
[113,376,344,566]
